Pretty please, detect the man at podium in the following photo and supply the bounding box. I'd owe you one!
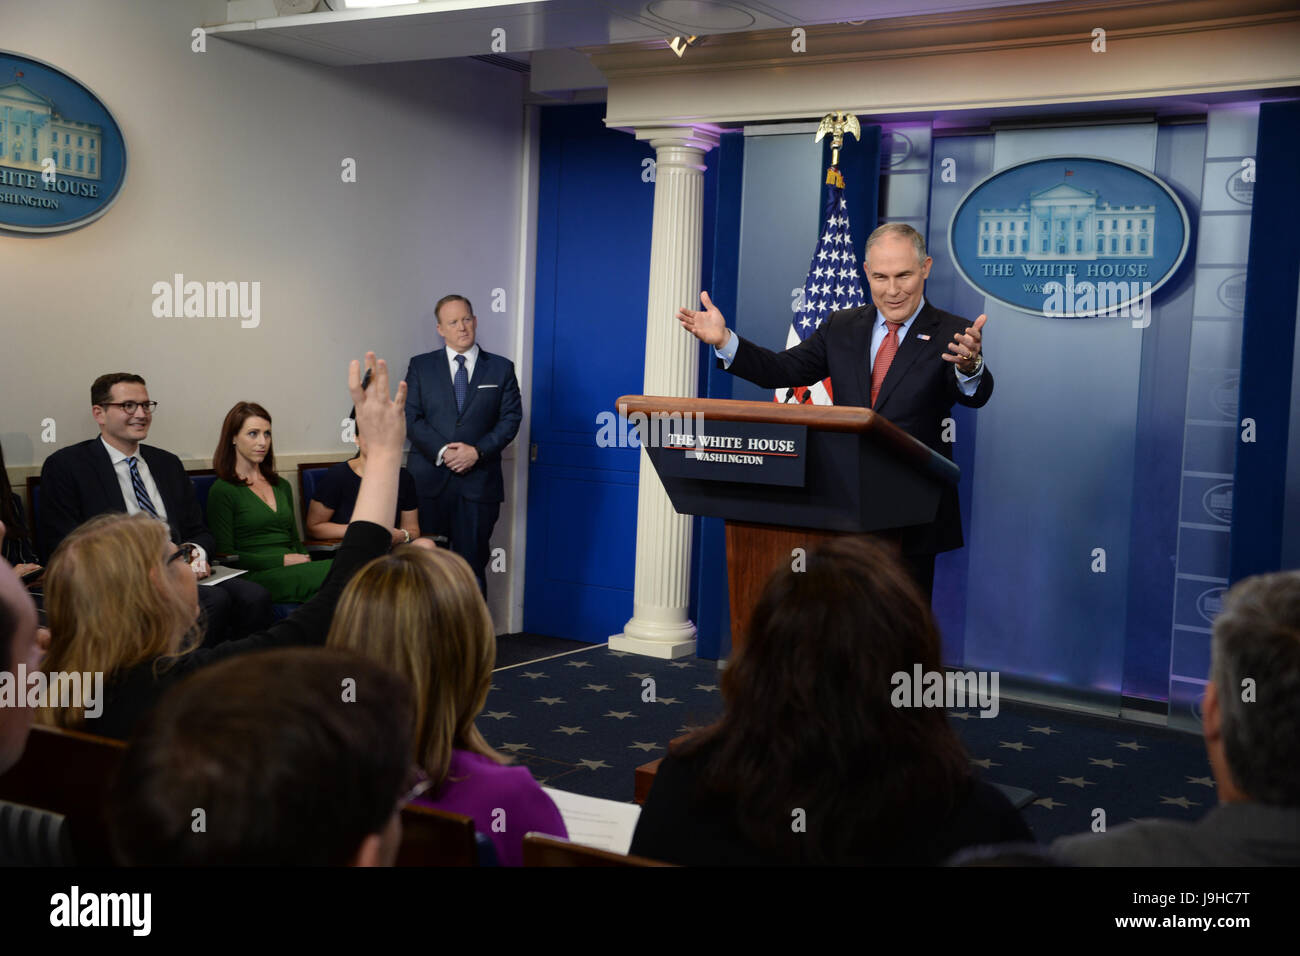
[678,223,994,600]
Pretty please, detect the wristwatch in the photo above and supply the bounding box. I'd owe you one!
[960,353,983,376]
[402,529,411,544]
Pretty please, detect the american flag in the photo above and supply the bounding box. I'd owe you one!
[778,170,866,404]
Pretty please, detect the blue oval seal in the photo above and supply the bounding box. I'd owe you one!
[948,156,1189,318]
[0,52,127,233]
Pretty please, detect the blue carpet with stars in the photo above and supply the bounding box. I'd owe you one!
[482,640,1215,845]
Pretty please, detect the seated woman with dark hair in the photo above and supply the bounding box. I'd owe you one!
[630,536,1034,866]
[37,355,405,740]
[206,402,330,603]
[327,545,566,866]
[305,409,424,548]
[0,441,41,583]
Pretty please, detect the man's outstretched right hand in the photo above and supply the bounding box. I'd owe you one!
[677,291,730,348]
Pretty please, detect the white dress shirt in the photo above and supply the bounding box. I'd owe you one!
[100,435,208,565]
[438,343,481,466]
[101,435,168,522]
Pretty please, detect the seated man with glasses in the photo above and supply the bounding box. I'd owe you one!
[37,372,273,644]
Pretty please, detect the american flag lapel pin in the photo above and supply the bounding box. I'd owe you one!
[917,333,931,341]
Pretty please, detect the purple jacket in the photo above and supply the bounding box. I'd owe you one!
[415,749,567,866]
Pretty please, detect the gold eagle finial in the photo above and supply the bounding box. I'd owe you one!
[815,111,861,169]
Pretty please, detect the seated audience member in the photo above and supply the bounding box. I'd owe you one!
[37,355,405,740]
[0,545,42,775]
[327,546,566,865]
[1053,570,1300,866]
[306,408,423,547]
[109,647,414,865]
[37,373,272,644]
[207,402,331,603]
[629,536,1033,865]
[0,444,41,583]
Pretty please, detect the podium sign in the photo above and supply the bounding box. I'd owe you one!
[638,419,808,488]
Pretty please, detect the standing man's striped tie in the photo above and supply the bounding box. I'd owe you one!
[125,456,160,518]
[454,353,469,413]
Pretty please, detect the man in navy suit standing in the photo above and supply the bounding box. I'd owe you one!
[405,295,522,598]
[678,223,994,601]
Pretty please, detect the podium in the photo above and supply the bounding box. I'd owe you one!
[618,395,960,654]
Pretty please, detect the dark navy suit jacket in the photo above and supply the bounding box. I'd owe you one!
[38,438,214,563]
[723,302,995,555]
[404,348,523,504]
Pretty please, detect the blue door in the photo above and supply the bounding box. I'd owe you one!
[523,104,655,641]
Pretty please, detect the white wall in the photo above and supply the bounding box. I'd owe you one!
[0,0,532,627]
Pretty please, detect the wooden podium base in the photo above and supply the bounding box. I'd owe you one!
[724,521,902,656]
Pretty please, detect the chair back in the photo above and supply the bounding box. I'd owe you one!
[521,833,671,867]
[0,724,126,865]
[396,803,482,866]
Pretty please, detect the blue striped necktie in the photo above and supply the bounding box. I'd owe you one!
[125,456,160,518]
[454,354,468,413]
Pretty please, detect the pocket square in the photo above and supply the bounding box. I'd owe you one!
[477,384,499,389]
[916,333,931,341]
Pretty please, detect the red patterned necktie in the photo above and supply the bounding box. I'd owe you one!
[871,321,903,407]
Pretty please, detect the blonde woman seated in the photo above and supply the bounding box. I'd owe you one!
[327,546,566,866]
[37,355,406,740]
[207,402,330,603]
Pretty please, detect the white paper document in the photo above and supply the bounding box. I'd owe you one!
[199,566,249,587]
[542,787,642,855]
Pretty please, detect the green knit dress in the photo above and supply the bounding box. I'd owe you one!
[206,477,331,603]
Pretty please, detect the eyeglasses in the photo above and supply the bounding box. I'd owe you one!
[398,766,433,806]
[168,543,196,565]
[101,401,158,415]
[440,318,475,331]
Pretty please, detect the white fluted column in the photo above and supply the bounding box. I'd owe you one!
[609,126,719,659]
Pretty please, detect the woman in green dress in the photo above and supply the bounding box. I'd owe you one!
[207,402,331,603]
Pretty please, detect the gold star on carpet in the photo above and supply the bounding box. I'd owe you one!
[655,697,680,705]
[998,741,1033,751]
[604,711,636,720]
[584,684,611,692]
[520,671,547,680]
[1116,741,1148,751]
[483,711,514,720]
[969,758,1001,769]
[1186,776,1216,788]
[608,650,631,657]
[1029,725,1061,735]
[949,711,975,720]
[1088,757,1124,768]
[1033,797,1066,810]
[499,742,533,753]
[1159,795,1201,809]
[577,759,610,770]
[628,742,661,752]
[695,684,718,692]
[554,726,586,735]
[535,696,564,706]
[1058,776,1095,788]
[668,661,693,668]
[628,672,651,680]
[565,660,593,669]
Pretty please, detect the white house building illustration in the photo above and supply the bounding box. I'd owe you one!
[977,182,1154,260]
[0,81,103,181]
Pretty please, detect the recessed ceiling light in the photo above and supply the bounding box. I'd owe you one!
[647,1,755,31]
